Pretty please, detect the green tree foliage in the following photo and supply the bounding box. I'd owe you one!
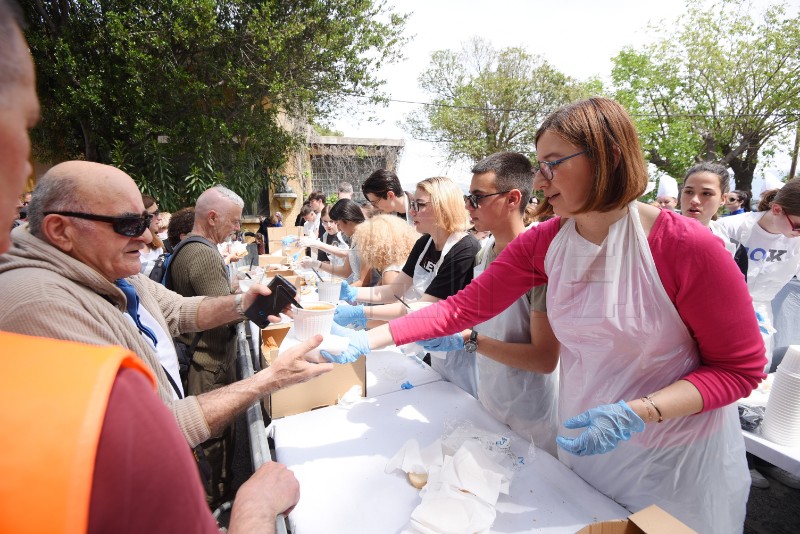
[402,37,598,164]
[612,0,800,191]
[24,0,408,210]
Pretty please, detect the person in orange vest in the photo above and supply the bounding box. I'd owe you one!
[0,2,320,531]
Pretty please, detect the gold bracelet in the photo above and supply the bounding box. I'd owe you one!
[645,395,663,423]
[640,397,654,423]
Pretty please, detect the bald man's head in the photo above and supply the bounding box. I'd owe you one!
[28,161,141,236]
[193,185,244,244]
[26,161,152,282]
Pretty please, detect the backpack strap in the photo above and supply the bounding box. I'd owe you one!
[163,235,216,289]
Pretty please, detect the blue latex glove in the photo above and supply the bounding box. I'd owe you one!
[322,324,370,363]
[419,333,464,352]
[556,400,645,456]
[333,304,367,329]
[339,280,359,303]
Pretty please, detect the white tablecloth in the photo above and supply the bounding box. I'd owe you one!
[271,380,628,533]
[366,347,442,397]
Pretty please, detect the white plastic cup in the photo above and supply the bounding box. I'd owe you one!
[318,276,343,303]
[293,302,336,340]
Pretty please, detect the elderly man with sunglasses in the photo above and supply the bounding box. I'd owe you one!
[0,161,333,452]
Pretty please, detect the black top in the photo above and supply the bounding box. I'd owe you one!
[318,232,347,262]
[401,234,479,300]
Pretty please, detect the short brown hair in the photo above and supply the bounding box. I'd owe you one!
[535,97,648,214]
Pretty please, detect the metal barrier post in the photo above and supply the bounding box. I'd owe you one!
[236,321,288,534]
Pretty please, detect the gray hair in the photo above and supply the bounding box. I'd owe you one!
[0,0,26,105]
[27,172,88,237]
[195,184,244,220]
[338,182,354,195]
[211,184,244,208]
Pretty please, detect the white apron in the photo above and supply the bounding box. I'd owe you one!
[545,203,748,534]
[407,233,478,398]
[473,236,559,456]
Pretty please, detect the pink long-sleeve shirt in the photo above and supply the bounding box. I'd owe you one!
[390,210,767,411]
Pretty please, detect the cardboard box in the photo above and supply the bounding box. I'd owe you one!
[266,356,366,418]
[258,254,289,267]
[261,325,367,418]
[261,323,293,367]
[577,505,696,534]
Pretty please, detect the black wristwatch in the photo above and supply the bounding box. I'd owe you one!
[464,330,478,353]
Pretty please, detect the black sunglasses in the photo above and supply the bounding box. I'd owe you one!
[44,211,153,237]
[464,190,511,209]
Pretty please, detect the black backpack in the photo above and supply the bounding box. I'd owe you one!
[158,235,216,382]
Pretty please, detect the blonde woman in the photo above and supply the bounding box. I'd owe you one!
[351,214,419,286]
[335,176,481,396]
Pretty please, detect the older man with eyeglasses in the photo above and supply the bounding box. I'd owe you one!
[0,160,332,451]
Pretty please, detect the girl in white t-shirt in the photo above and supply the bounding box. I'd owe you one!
[714,179,800,370]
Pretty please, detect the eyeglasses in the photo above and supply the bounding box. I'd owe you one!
[44,211,153,237]
[784,211,800,232]
[534,150,589,181]
[727,197,740,203]
[464,190,511,209]
[409,199,430,212]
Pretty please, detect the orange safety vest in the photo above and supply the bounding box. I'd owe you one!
[0,332,155,534]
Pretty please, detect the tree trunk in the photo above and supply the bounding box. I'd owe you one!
[79,119,99,162]
[728,151,758,193]
[789,121,800,180]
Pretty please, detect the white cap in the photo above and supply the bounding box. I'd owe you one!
[656,175,679,199]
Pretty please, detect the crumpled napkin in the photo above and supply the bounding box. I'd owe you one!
[386,438,444,477]
[409,483,495,534]
[424,440,511,504]
[389,437,513,533]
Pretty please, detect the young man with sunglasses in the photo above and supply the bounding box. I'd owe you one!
[415,152,560,454]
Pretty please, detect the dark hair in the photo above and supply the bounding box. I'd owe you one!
[0,0,26,103]
[761,179,800,215]
[683,162,730,196]
[307,191,326,203]
[167,207,195,249]
[534,97,648,214]
[362,169,403,199]
[142,194,158,210]
[299,204,314,217]
[329,198,365,224]
[729,189,752,212]
[471,152,533,213]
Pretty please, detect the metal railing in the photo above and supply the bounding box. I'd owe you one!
[236,321,289,534]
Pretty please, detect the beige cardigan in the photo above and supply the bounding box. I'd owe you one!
[0,226,210,447]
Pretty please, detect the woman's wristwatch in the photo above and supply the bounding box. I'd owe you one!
[464,329,478,353]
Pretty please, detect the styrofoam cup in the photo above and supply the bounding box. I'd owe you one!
[318,276,343,303]
[778,346,800,374]
[293,302,336,340]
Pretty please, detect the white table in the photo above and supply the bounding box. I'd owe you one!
[270,380,628,533]
[366,347,442,397]
[743,429,800,478]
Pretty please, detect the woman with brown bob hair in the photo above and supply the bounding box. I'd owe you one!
[327,97,766,532]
